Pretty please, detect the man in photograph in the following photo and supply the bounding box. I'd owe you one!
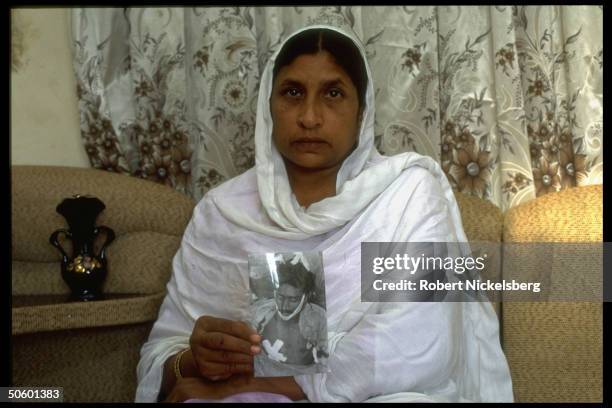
[252,255,328,375]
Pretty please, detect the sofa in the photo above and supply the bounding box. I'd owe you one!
[11,165,602,402]
[11,165,195,402]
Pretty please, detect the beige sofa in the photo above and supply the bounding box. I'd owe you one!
[11,165,602,402]
[11,166,195,402]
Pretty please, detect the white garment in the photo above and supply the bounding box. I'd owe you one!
[135,24,513,402]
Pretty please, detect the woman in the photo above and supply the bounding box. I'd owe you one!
[135,24,513,403]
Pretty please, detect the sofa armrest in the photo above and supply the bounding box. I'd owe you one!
[12,292,165,335]
[501,185,602,402]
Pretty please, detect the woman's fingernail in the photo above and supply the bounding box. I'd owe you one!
[251,345,261,354]
[250,334,261,343]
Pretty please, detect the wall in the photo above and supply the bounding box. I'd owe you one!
[11,8,90,168]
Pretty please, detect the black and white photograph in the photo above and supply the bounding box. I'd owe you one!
[248,251,329,377]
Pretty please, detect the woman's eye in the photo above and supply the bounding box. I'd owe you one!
[284,88,302,97]
[327,88,343,98]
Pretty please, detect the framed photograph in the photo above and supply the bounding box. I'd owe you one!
[248,251,329,377]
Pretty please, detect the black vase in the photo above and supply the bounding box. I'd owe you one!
[49,195,115,301]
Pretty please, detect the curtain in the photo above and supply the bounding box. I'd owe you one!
[70,6,602,211]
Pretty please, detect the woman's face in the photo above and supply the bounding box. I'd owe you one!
[270,50,361,173]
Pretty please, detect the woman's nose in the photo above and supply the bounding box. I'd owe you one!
[297,98,322,129]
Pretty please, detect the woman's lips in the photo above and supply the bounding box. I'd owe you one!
[291,138,329,151]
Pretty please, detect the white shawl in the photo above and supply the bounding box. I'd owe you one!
[135,24,513,402]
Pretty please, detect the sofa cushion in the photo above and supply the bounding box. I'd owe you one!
[12,231,181,296]
[453,192,503,318]
[454,192,503,242]
[11,165,195,263]
[503,184,602,242]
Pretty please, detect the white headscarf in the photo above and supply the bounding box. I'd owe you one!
[213,24,466,242]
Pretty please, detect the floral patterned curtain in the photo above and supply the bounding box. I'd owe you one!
[71,6,602,211]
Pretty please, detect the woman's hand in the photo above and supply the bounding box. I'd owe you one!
[164,375,305,402]
[189,315,261,381]
[164,377,216,402]
[163,376,250,402]
[164,374,253,402]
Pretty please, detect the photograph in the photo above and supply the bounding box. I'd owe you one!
[248,251,329,377]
